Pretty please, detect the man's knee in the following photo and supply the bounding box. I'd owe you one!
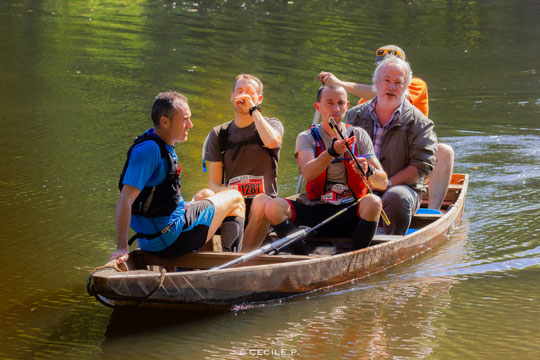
[251,194,271,212]
[436,143,455,162]
[229,190,245,214]
[358,194,382,220]
[383,187,414,214]
[193,188,215,202]
[383,188,405,206]
[361,194,382,209]
[265,198,289,224]
[249,194,271,220]
[210,189,245,216]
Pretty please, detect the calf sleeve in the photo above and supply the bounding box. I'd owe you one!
[220,216,245,252]
[353,218,378,250]
[273,220,308,255]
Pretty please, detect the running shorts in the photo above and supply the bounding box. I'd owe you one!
[149,200,215,258]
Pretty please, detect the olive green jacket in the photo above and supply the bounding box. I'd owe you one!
[345,99,438,193]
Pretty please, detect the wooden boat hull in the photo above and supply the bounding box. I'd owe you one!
[88,174,468,308]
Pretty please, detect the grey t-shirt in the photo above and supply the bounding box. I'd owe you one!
[205,118,283,197]
[295,123,374,204]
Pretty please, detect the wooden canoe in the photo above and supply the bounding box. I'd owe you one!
[87,173,468,308]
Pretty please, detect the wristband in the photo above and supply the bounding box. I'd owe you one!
[388,179,392,187]
[327,138,340,157]
[249,105,261,116]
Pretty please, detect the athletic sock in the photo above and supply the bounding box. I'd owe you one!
[220,216,245,252]
[273,219,308,255]
[352,218,378,250]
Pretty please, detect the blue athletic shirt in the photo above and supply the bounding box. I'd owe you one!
[121,128,186,252]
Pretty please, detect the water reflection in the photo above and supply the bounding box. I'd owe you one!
[0,285,108,359]
[96,228,469,359]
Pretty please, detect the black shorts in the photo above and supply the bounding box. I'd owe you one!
[149,200,215,258]
[244,197,254,225]
[287,199,360,238]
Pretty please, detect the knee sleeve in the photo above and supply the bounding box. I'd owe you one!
[221,216,245,252]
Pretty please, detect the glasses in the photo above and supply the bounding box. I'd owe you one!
[376,48,406,60]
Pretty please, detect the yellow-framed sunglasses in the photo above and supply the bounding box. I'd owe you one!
[375,48,406,60]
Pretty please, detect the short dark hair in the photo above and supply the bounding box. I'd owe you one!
[232,74,263,95]
[316,83,344,102]
[151,91,188,126]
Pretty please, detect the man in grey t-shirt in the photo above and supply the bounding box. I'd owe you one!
[201,74,283,252]
[265,84,388,254]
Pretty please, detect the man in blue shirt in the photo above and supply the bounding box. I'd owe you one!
[109,91,245,263]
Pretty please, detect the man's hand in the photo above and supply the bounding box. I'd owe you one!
[108,248,129,263]
[350,156,369,176]
[233,94,256,112]
[332,136,356,156]
[318,71,342,85]
[350,157,389,191]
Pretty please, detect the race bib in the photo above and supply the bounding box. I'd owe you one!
[321,183,355,205]
[227,175,265,198]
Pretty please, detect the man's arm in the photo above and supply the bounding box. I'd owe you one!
[318,72,375,100]
[367,156,388,191]
[389,119,437,187]
[252,111,282,149]
[297,137,354,181]
[234,94,282,149]
[206,161,228,193]
[297,150,332,182]
[349,156,388,191]
[109,184,140,262]
[204,129,229,193]
[387,165,419,187]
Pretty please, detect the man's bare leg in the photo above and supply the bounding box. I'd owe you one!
[205,189,245,242]
[357,194,383,221]
[192,188,215,202]
[241,194,272,252]
[265,197,292,225]
[428,143,454,210]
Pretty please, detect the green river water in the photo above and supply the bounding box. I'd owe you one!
[0,0,539,359]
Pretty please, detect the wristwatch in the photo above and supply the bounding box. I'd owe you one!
[249,105,261,116]
[366,164,375,178]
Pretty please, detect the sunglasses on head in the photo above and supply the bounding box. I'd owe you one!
[376,48,406,60]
